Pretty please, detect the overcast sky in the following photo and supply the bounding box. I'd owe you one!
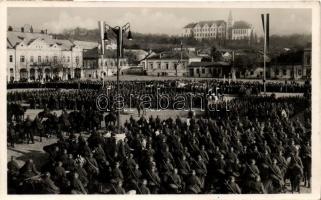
[8,7,311,36]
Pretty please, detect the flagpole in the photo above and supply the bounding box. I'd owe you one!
[263,15,267,95]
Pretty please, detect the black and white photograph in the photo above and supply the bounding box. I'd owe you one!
[5,4,317,196]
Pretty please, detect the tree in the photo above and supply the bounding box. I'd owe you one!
[210,46,222,61]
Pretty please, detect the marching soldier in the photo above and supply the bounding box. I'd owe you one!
[146,166,161,194]
[41,172,60,194]
[70,172,87,194]
[186,170,202,194]
[139,179,150,194]
[225,176,241,194]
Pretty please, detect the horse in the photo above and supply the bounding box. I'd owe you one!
[59,111,71,135]
[104,112,117,128]
[8,103,26,123]
[37,109,52,120]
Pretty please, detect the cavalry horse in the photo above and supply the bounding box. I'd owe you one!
[8,103,26,123]
[104,111,117,128]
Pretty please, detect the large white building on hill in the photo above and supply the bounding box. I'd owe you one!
[182,11,254,41]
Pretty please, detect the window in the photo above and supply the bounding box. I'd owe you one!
[67,56,70,62]
[166,63,169,70]
[38,56,41,63]
[53,56,58,63]
[275,69,279,76]
[76,56,79,65]
[174,63,177,69]
[298,69,302,76]
[9,55,13,63]
[196,69,200,74]
[149,62,153,69]
[283,69,287,76]
[10,68,13,73]
[46,56,49,63]
[158,62,161,69]
[20,56,25,63]
[202,68,205,74]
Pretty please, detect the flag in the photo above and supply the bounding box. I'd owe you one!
[98,21,105,55]
[267,14,270,51]
[261,13,270,52]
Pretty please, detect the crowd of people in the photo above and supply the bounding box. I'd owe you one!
[7,79,310,94]
[7,93,311,194]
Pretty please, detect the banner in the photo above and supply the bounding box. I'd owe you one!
[98,21,105,55]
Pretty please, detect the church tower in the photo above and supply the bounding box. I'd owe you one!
[227,10,233,40]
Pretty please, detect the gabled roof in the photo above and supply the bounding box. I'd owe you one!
[184,20,226,29]
[184,23,197,28]
[73,40,98,50]
[7,31,77,51]
[148,51,199,60]
[198,20,226,27]
[232,21,251,29]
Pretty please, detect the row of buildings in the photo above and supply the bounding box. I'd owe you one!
[6,26,311,82]
[141,47,311,80]
[182,11,255,41]
[6,26,149,82]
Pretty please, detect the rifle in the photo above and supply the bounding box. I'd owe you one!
[22,174,42,181]
[246,163,259,178]
[225,180,239,194]
[177,158,190,174]
[128,168,143,194]
[146,170,160,187]
[85,157,99,174]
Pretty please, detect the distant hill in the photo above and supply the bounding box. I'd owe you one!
[54,27,311,52]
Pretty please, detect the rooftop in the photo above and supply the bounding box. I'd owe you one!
[232,21,252,29]
[188,61,230,68]
[7,31,77,51]
[148,51,199,60]
[184,20,226,28]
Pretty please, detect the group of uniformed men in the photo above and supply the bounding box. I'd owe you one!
[7,91,311,194]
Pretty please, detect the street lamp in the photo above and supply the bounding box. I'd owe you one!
[99,21,133,134]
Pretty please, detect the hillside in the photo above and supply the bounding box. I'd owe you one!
[54,27,311,52]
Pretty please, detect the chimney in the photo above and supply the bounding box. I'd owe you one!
[159,53,162,59]
[45,29,48,34]
[21,27,24,32]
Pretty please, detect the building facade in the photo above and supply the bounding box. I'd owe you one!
[182,21,227,40]
[83,47,128,79]
[141,51,201,76]
[188,61,231,78]
[231,21,253,40]
[182,12,254,41]
[7,28,83,82]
